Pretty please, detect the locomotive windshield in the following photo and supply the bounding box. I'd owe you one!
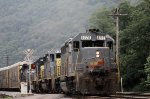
[82,40,105,47]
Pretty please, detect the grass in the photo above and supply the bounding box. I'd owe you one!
[0,96,12,99]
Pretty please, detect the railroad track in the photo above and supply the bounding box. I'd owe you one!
[110,92,150,99]
[65,92,150,99]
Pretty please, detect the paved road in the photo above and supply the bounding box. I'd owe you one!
[13,94,66,99]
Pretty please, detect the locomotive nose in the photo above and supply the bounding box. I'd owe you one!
[89,59,104,67]
[82,48,110,73]
[88,58,105,72]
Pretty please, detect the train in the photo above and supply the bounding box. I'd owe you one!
[0,61,30,91]
[0,29,118,95]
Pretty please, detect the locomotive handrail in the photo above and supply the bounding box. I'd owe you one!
[75,48,80,71]
[74,48,80,91]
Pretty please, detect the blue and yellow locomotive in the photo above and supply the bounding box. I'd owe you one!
[31,50,62,93]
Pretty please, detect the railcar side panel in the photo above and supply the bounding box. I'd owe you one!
[8,66,20,89]
[0,70,9,89]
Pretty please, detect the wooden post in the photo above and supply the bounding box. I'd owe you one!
[109,8,128,89]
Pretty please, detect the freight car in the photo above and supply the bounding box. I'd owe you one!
[59,29,118,95]
[0,61,30,91]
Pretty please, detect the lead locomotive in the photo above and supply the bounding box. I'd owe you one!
[60,29,117,95]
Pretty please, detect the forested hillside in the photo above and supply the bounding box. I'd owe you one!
[90,0,150,92]
[0,0,123,66]
[1,0,146,92]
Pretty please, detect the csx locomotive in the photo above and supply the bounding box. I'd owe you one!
[59,29,117,94]
[0,29,118,95]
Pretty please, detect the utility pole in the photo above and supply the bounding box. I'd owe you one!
[3,53,9,66]
[6,54,9,66]
[109,8,127,89]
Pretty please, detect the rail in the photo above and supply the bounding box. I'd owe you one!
[64,92,150,99]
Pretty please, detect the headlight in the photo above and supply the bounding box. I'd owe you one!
[20,66,22,69]
[96,51,100,57]
[96,51,100,55]
[96,54,100,57]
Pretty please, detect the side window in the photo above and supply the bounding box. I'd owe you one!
[107,41,113,50]
[73,41,80,51]
[50,54,54,62]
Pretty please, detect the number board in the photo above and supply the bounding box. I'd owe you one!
[81,36,91,40]
[97,36,106,40]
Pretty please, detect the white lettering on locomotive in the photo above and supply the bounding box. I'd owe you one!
[81,36,91,40]
[97,36,106,40]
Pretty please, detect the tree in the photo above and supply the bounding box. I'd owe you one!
[120,0,150,91]
[90,0,150,91]
[144,56,150,87]
[89,8,115,37]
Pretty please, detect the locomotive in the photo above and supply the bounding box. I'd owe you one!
[0,29,118,95]
[31,50,62,93]
[59,29,117,95]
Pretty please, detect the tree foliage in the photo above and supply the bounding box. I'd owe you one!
[90,0,150,91]
[145,56,150,85]
[120,0,150,91]
[89,8,115,37]
[0,0,121,66]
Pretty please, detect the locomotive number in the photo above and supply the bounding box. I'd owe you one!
[81,36,91,40]
[97,36,106,40]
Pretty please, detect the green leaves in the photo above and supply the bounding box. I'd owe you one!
[144,56,150,89]
[89,0,150,91]
[120,0,150,91]
[89,8,115,37]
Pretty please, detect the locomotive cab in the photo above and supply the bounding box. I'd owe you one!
[70,29,116,74]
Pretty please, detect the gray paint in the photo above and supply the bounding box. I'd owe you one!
[61,31,116,76]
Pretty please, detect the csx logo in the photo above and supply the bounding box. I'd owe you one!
[81,36,91,40]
